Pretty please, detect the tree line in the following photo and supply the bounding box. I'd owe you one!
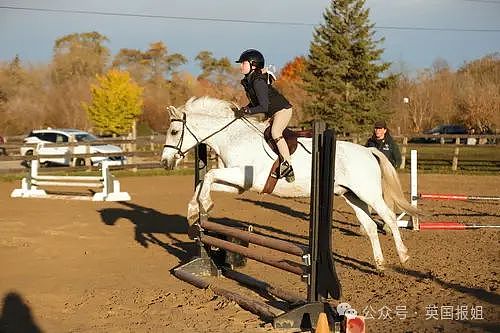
[0,0,498,137]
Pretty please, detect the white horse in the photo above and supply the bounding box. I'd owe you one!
[161,96,418,271]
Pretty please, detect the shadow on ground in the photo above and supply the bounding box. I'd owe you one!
[98,201,195,263]
[0,292,43,333]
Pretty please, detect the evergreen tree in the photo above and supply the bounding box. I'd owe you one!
[83,70,143,136]
[302,0,395,134]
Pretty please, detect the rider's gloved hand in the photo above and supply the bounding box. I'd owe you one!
[235,106,250,118]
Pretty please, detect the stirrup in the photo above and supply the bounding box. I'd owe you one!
[285,168,295,183]
[279,161,295,182]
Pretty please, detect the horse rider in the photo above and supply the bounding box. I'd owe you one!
[236,49,295,182]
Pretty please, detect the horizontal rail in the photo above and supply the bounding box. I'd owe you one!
[419,222,500,230]
[19,140,135,147]
[0,151,160,162]
[173,268,280,320]
[0,161,171,175]
[34,175,103,181]
[221,267,305,305]
[418,193,500,201]
[201,220,308,257]
[32,180,103,188]
[200,234,307,276]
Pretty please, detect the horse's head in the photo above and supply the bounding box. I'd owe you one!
[160,96,257,170]
[160,105,198,170]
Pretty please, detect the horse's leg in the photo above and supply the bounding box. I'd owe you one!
[343,191,386,271]
[371,198,409,265]
[187,183,203,225]
[187,167,250,224]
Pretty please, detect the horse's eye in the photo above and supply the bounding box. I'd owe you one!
[171,130,179,136]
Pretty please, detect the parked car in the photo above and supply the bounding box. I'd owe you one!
[423,124,467,135]
[409,124,468,144]
[425,124,468,144]
[20,128,127,167]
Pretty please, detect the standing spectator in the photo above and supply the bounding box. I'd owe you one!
[0,135,6,155]
[365,120,401,168]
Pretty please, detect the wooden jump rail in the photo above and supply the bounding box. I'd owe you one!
[11,159,130,201]
[397,150,499,230]
[198,234,307,276]
[417,193,500,202]
[200,220,308,257]
[173,121,342,330]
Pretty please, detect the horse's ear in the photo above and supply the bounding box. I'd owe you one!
[166,106,180,118]
[230,102,240,116]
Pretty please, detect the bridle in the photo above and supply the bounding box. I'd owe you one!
[163,112,240,158]
[163,110,311,161]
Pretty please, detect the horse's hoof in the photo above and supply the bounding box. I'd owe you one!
[187,212,199,226]
[375,260,385,272]
[187,224,201,239]
[399,252,410,265]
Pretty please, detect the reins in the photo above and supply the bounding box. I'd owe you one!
[164,110,311,159]
[163,112,240,157]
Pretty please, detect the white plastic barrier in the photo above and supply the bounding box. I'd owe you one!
[11,160,130,201]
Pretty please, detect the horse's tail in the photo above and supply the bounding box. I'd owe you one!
[369,148,420,216]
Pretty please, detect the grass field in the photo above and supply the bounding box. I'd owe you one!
[402,144,500,173]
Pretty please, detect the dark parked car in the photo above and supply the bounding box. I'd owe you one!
[425,124,467,143]
[410,124,468,144]
[423,124,468,135]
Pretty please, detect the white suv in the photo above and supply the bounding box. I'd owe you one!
[21,128,127,167]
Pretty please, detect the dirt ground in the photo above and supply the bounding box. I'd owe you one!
[0,173,498,333]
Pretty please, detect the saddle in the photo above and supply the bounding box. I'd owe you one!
[262,127,312,194]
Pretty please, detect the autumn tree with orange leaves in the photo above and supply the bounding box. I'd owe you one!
[275,56,310,126]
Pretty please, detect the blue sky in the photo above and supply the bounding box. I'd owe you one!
[0,0,499,75]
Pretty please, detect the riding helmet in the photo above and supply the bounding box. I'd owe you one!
[236,49,265,69]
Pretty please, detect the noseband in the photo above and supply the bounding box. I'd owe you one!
[163,112,240,158]
[163,113,195,158]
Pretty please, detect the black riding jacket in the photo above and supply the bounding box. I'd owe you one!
[365,133,402,168]
[241,71,292,117]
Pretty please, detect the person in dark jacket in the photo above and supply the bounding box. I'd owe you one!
[236,49,295,182]
[365,120,402,168]
[0,135,6,156]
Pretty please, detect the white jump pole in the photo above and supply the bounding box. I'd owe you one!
[410,150,419,230]
[396,149,419,229]
[11,159,130,201]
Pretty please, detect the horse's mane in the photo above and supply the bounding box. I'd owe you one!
[175,96,267,128]
[182,96,238,118]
